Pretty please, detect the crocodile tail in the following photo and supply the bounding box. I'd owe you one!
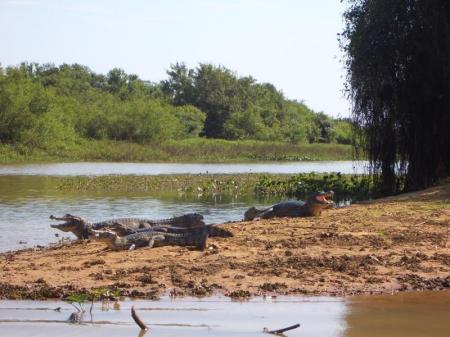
[195,227,209,251]
[244,206,277,220]
[244,206,261,221]
[207,226,233,238]
[151,213,205,228]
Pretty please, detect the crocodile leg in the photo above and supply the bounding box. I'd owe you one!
[148,234,166,248]
[256,207,277,219]
[244,206,276,220]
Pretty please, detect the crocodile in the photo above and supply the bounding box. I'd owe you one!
[50,214,92,240]
[93,226,209,251]
[50,213,232,240]
[91,213,205,235]
[50,213,206,239]
[244,191,335,220]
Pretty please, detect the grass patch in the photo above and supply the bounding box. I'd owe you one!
[0,139,352,163]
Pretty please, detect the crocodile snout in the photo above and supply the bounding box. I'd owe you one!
[50,223,73,232]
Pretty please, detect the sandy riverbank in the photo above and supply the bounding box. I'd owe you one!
[1,181,449,300]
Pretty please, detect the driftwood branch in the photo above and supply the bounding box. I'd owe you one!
[264,323,300,335]
[131,306,148,331]
[68,311,84,324]
[68,302,85,324]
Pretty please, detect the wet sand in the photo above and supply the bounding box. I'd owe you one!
[0,181,449,299]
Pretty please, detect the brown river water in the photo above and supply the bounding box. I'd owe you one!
[0,292,449,337]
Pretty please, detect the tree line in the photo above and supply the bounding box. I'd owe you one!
[0,62,352,149]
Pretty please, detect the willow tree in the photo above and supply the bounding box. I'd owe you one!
[342,0,450,193]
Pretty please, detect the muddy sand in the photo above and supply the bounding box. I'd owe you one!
[1,182,449,300]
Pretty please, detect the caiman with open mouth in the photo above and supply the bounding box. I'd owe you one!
[244,191,335,220]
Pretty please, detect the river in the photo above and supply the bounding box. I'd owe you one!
[0,161,367,176]
[0,291,449,337]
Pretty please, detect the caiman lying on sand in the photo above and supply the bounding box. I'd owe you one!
[50,213,206,239]
[50,213,232,240]
[93,226,209,251]
[244,191,335,221]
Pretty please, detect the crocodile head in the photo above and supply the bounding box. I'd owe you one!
[244,206,258,221]
[93,230,117,242]
[50,214,92,239]
[91,230,122,249]
[305,191,335,216]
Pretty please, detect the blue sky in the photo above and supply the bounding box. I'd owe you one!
[1,0,350,117]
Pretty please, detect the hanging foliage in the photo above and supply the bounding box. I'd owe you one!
[341,0,450,193]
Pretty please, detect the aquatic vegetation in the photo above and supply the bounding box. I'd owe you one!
[254,173,375,201]
[56,172,376,201]
[56,174,264,195]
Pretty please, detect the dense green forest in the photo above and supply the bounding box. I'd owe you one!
[0,62,351,161]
